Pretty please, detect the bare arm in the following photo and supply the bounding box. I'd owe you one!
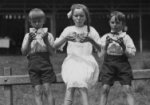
[89,38,101,51]
[54,35,75,49]
[54,37,67,49]
[21,33,35,56]
[124,35,136,57]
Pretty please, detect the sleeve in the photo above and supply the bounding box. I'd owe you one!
[99,34,107,47]
[96,34,107,58]
[89,27,103,56]
[89,27,101,44]
[57,27,70,39]
[124,34,136,57]
[48,33,54,46]
[54,27,70,51]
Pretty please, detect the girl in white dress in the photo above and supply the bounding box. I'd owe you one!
[54,4,101,105]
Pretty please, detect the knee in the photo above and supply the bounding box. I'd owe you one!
[78,88,88,95]
[101,86,110,95]
[67,88,75,94]
[43,87,53,97]
[65,88,75,101]
[123,85,133,95]
[35,88,43,97]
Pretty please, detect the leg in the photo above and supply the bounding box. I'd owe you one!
[43,83,55,105]
[78,88,89,105]
[34,85,43,105]
[99,84,111,105]
[122,85,135,105]
[64,87,75,105]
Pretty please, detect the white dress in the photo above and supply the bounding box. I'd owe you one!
[55,26,100,89]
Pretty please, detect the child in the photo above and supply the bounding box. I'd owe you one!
[99,11,136,105]
[54,4,101,105]
[21,8,56,105]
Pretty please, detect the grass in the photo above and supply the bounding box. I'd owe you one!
[0,52,150,105]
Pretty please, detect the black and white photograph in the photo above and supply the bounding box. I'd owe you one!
[0,0,149,105]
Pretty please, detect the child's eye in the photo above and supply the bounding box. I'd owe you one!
[111,21,115,24]
[116,22,120,24]
[74,15,78,17]
[74,15,84,18]
[80,15,84,17]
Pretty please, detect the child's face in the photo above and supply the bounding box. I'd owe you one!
[30,18,45,29]
[109,16,124,32]
[72,8,86,27]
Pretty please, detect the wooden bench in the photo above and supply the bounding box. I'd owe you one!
[0,67,150,105]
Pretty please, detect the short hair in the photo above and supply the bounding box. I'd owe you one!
[28,8,45,20]
[109,11,126,25]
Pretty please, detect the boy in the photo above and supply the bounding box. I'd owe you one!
[21,8,56,105]
[99,11,136,105]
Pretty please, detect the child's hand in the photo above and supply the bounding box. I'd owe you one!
[105,36,112,50]
[65,32,76,42]
[80,36,92,43]
[117,38,126,51]
[65,36,76,41]
[29,32,36,42]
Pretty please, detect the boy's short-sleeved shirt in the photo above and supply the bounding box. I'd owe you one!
[22,28,54,54]
[100,31,136,56]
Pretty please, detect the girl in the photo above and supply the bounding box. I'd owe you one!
[54,4,101,105]
[21,8,56,105]
[99,11,136,105]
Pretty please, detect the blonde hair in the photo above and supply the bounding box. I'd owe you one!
[28,8,45,20]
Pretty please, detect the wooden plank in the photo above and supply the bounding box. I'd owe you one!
[3,67,13,105]
[132,69,150,80]
[0,69,150,86]
[0,73,63,85]
[0,75,30,85]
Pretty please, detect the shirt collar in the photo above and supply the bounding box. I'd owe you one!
[110,30,123,35]
[29,28,48,34]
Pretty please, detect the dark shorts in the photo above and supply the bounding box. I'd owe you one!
[27,52,56,86]
[99,54,133,86]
